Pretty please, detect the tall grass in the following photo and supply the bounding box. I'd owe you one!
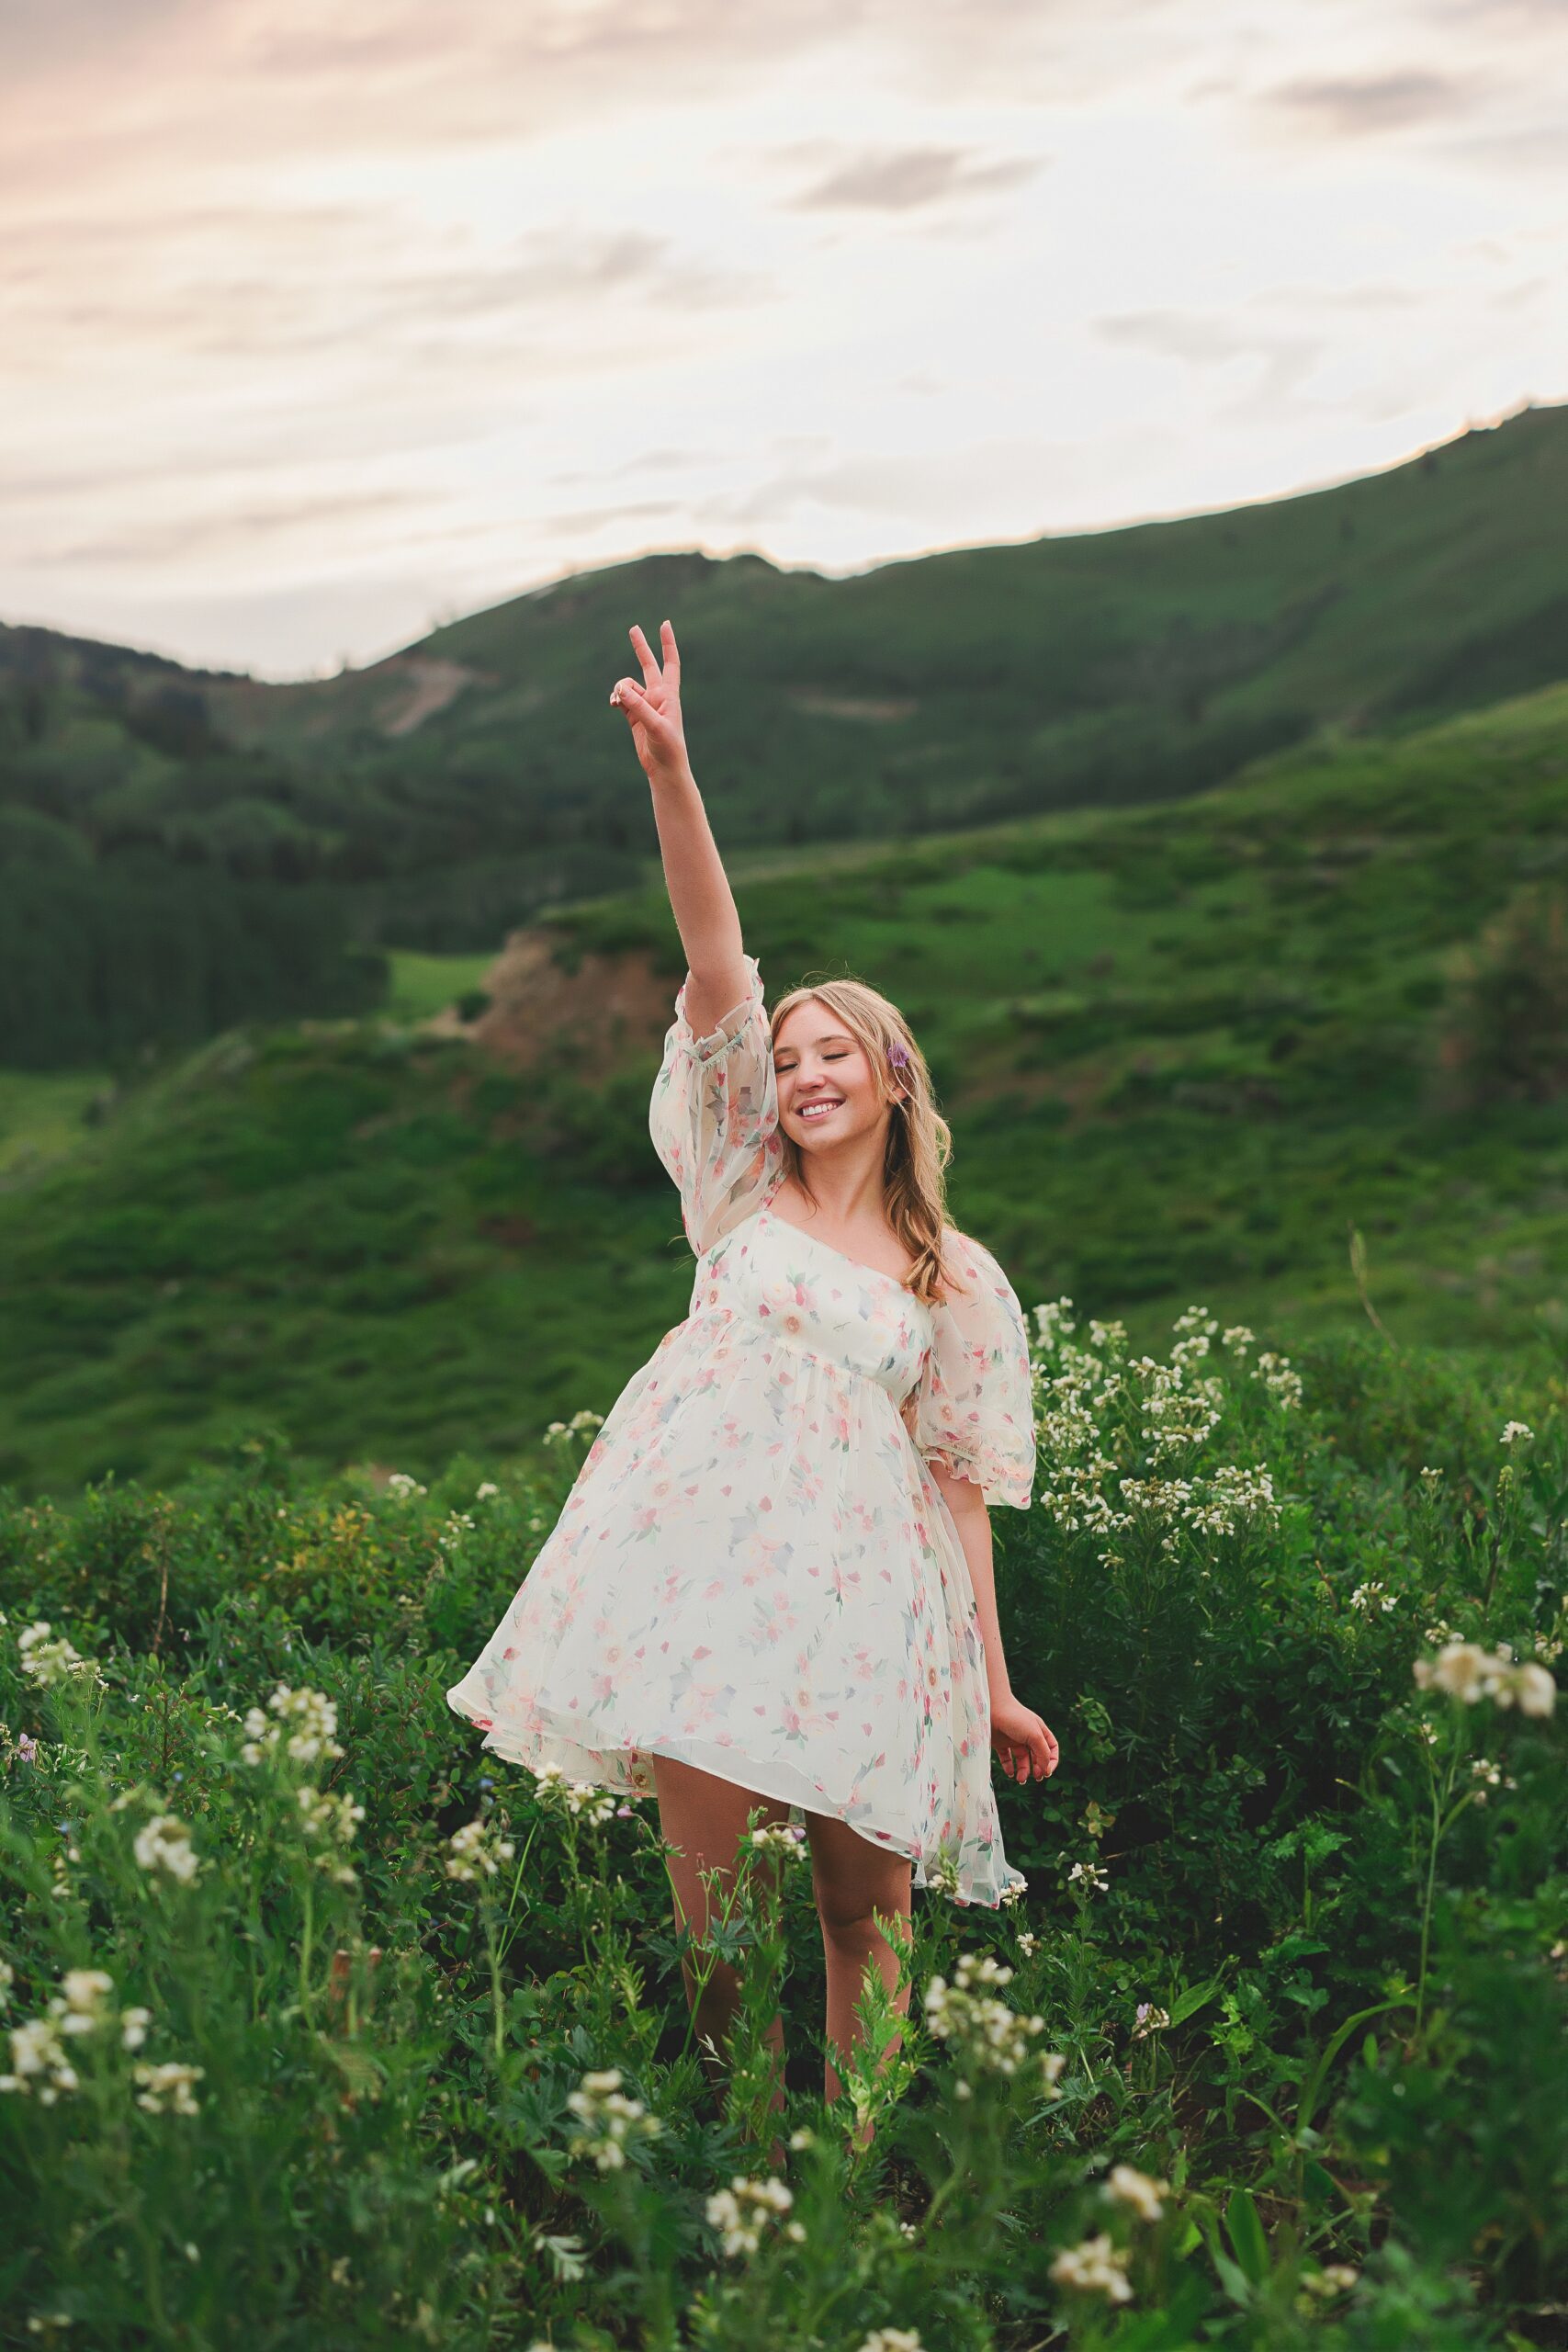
[3,1310,1563,2347]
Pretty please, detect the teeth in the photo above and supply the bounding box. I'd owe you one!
[799,1100,842,1119]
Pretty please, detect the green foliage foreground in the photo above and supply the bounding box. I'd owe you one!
[3,1310,1565,2348]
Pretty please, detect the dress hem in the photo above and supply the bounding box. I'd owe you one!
[446,1685,1027,1911]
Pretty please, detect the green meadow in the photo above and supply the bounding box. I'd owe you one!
[2,682,1565,1498]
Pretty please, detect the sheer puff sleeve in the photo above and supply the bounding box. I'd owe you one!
[909,1229,1036,1510]
[649,952,784,1262]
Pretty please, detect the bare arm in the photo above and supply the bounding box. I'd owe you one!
[930,1460,1059,1787]
[610,620,748,1040]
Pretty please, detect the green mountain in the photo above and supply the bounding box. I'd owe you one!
[3,678,1564,1497]
[3,403,1566,1066]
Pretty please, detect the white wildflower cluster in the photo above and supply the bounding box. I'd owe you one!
[132,1814,200,1883]
[132,2061,204,2116]
[446,1817,516,1882]
[1028,1302,1289,1562]
[744,1822,809,1858]
[1103,2163,1169,2222]
[475,1481,501,1501]
[1049,2233,1133,2303]
[532,1759,616,1824]
[437,1511,476,1553]
[240,1684,344,1768]
[1068,1860,1110,1897]
[297,1786,367,1883]
[1253,1352,1303,1408]
[1131,2003,1170,2040]
[542,1409,606,1449]
[385,1471,427,1499]
[564,2067,662,2172]
[17,1622,100,1691]
[1349,1581,1400,1616]
[856,2332,923,2352]
[705,2173,803,2256]
[1184,1465,1280,1538]
[924,1849,962,1898]
[922,1951,1064,2091]
[1499,1421,1533,1448]
[1301,2264,1360,2299]
[1467,1757,1516,1804]
[1,1970,164,2106]
[1033,1297,1077,1349]
[1139,1352,1224,1460]
[1413,1641,1556,1716]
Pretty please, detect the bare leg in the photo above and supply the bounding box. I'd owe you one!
[650,1753,790,2116]
[805,1811,913,2145]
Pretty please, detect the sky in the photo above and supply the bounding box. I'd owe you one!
[3,0,1565,680]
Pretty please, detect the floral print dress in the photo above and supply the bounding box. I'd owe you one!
[446,954,1037,1905]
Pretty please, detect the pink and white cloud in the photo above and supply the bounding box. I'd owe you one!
[2,0,1563,674]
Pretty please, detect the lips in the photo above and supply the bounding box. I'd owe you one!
[796,1098,843,1121]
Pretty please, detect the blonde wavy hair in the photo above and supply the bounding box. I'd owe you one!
[768,971,961,1307]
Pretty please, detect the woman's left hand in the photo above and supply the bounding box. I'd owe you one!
[990,1691,1059,1784]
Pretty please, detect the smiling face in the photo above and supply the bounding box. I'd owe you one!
[772,996,905,1155]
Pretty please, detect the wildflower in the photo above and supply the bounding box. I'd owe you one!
[1301,2264,1359,2297]
[1221,1325,1255,1354]
[240,1684,344,1768]
[446,1818,516,1882]
[1049,2231,1133,2303]
[386,1471,427,1498]
[745,1822,808,1857]
[133,2061,204,2116]
[1349,1582,1399,1616]
[296,1786,367,1882]
[1500,1421,1533,1447]
[1067,1860,1109,1896]
[705,2174,800,2256]
[133,1815,199,1884]
[564,2067,662,2172]
[922,1952,1061,2085]
[17,1623,97,1690]
[1253,1352,1303,1408]
[16,1733,39,1763]
[1016,1929,1038,1958]
[1414,1640,1556,1715]
[530,1764,616,1825]
[788,2126,815,2150]
[475,1481,501,1501]
[0,1960,11,2008]
[857,2332,924,2352]
[120,2007,151,2052]
[1103,2163,1168,2222]
[1132,2003,1170,2040]
[1418,1465,1442,1489]
[297,1786,366,1842]
[52,1971,114,2034]
[1,2018,78,2101]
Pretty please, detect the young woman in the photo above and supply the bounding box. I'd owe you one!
[448,619,1059,2120]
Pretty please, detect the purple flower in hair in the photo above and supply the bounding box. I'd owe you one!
[887,1039,911,1069]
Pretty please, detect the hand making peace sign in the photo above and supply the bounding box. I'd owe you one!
[609,620,693,792]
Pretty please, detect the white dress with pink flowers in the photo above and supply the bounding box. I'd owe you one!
[446,954,1037,1905]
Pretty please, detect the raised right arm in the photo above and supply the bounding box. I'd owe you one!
[610,620,748,1041]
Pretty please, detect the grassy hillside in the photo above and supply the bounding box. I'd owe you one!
[3,405,1566,1067]
[2,681,1565,1497]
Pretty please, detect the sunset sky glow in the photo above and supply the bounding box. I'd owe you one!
[4,0,1565,677]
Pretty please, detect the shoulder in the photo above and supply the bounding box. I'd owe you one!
[934,1225,1009,1306]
